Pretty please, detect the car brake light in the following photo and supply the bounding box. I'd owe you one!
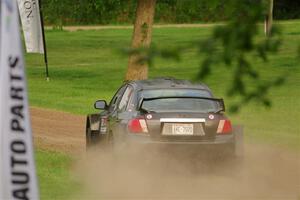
[217,119,232,134]
[128,118,148,133]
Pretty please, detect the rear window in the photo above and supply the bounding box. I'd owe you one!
[140,89,219,113]
[141,89,211,98]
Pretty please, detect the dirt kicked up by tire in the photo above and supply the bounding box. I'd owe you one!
[31,107,300,200]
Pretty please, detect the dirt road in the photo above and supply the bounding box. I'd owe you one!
[31,107,300,199]
[45,21,293,32]
[31,107,85,153]
[45,23,223,32]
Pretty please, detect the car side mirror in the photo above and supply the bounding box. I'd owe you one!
[94,100,108,110]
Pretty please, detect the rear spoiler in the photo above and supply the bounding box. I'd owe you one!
[138,96,226,112]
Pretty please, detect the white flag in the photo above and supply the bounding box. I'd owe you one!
[17,0,44,53]
[0,0,40,199]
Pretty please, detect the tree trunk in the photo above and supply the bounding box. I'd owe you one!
[265,0,274,37]
[125,0,156,81]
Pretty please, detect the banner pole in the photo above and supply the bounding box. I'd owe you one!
[38,0,49,81]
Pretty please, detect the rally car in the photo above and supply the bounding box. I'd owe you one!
[86,77,243,157]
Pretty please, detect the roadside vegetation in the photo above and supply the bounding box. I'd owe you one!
[43,0,299,26]
[27,21,299,199]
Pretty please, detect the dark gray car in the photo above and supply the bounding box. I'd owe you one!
[86,78,243,157]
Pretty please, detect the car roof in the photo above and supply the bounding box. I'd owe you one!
[128,77,211,91]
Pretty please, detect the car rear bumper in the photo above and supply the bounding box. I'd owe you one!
[125,133,235,146]
[120,134,235,158]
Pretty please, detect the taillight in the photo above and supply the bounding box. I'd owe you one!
[217,119,232,134]
[128,118,148,133]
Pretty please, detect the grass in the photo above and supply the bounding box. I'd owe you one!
[26,22,300,199]
[36,150,81,200]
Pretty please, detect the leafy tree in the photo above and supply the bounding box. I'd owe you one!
[42,0,300,25]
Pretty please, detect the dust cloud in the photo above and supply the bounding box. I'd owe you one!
[30,108,299,199]
[74,143,300,200]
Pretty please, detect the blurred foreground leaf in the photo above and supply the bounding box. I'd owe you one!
[125,0,291,113]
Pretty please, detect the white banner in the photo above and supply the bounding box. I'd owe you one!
[0,0,40,199]
[17,0,44,53]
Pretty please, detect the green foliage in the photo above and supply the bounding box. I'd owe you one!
[43,0,136,26]
[42,0,300,26]
[196,0,285,112]
[156,0,229,23]
[131,0,288,113]
[274,0,300,19]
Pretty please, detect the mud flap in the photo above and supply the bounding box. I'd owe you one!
[86,114,101,147]
[233,125,244,157]
[88,114,101,131]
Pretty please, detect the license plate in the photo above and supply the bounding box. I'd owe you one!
[172,124,194,135]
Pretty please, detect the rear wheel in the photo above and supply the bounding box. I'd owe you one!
[212,143,236,160]
[86,122,102,148]
[233,126,244,161]
[226,143,237,159]
[218,126,244,160]
[221,142,244,167]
